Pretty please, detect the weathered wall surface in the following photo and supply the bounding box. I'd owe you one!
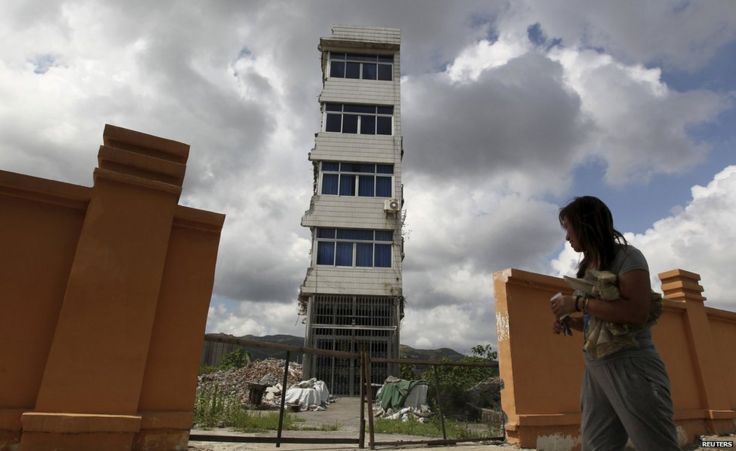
[0,124,224,451]
[494,268,736,450]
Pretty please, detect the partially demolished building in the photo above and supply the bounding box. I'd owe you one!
[299,26,405,395]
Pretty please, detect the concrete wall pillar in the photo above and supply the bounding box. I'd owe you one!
[659,269,736,433]
[21,125,189,450]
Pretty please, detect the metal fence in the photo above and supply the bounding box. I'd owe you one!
[307,294,399,395]
[190,336,504,449]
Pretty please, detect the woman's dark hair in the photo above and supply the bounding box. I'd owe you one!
[559,196,627,277]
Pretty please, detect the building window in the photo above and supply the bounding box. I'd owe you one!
[321,162,393,197]
[316,228,393,268]
[329,52,393,81]
[324,103,393,135]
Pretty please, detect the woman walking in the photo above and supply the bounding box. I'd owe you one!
[550,196,679,450]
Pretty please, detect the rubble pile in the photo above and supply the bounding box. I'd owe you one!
[466,377,503,411]
[374,405,433,423]
[284,378,334,411]
[197,359,303,407]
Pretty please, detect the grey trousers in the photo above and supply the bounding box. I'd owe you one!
[581,348,680,450]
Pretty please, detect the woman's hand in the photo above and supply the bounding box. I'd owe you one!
[552,319,567,335]
[553,317,584,334]
[551,294,577,318]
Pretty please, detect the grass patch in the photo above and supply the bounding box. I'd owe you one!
[194,386,301,432]
[374,417,497,439]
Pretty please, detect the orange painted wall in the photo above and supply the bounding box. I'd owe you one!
[0,173,88,445]
[494,268,736,450]
[0,125,224,451]
[707,309,736,411]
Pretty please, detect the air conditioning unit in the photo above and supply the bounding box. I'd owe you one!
[384,198,400,213]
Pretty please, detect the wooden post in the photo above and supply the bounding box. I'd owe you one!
[276,350,291,448]
[359,351,366,449]
[365,353,375,450]
[433,365,447,440]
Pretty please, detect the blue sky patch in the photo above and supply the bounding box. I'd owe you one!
[32,54,56,74]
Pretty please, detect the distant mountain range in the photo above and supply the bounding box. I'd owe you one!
[214,334,466,362]
[399,344,465,362]
[238,334,306,362]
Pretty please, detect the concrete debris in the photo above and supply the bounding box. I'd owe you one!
[466,377,503,411]
[264,383,282,402]
[374,405,432,422]
[258,374,280,386]
[197,358,303,408]
[284,378,334,411]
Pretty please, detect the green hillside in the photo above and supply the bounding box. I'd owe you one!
[206,333,467,364]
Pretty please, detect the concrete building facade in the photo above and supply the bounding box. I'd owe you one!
[299,26,404,395]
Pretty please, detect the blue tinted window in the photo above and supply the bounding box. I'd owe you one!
[342,114,358,133]
[375,231,393,241]
[317,242,334,265]
[376,116,392,135]
[318,228,392,268]
[328,54,393,80]
[360,115,375,134]
[323,161,394,197]
[358,175,374,197]
[339,175,355,195]
[376,177,391,197]
[348,53,376,62]
[345,62,360,78]
[345,104,375,113]
[374,244,391,267]
[321,174,338,195]
[317,228,335,238]
[362,63,377,80]
[340,162,358,172]
[356,243,373,267]
[322,104,392,136]
[330,61,344,78]
[337,229,373,240]
[335,242,353,266]
[377,64,392,80]
[325,114,341,132]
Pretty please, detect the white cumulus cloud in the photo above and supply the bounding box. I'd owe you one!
[551,166,736,311]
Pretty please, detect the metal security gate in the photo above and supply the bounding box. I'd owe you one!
[193,335,504,449]
[307,295,399,395]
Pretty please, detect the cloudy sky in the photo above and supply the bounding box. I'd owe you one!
[2,1,735,354]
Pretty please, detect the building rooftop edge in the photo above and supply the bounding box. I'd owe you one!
[322,25,401,47]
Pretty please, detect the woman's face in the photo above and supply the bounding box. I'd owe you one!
[562,217,582,252]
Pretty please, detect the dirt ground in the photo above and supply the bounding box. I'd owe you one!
[188,396,735,450]
[188,396,512,450]
[188,433,736,451]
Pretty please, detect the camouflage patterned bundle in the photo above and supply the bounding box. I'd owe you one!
[570,270,662,359]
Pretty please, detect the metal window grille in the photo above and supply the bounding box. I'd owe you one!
[307,295,399,395]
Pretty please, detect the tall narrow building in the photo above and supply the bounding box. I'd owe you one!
[299,26,404,395]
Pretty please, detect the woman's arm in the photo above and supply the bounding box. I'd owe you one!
[585,269,651,326]
[550,269,652,326]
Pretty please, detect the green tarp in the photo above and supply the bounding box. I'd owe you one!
[376,379,427,410]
